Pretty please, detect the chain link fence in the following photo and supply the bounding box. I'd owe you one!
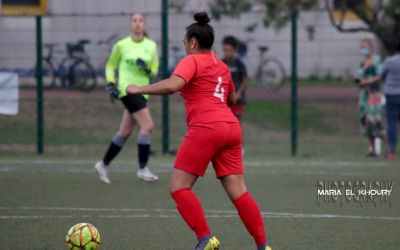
[0,8,376,159]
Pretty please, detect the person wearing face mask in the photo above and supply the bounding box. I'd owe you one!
[356,38,388,157]
[94,12,160,183]
[381,38,400,159]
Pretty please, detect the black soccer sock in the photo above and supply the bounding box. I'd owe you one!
[103,143,122,166]
[102,134,127,166]
[138,144,150,169]
[137,133,151,169]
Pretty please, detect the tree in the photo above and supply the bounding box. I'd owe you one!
[209,0,400,53]
[326,0,400,53]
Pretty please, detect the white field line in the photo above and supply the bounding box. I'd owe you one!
[0,168,378,176]
[0,162,388,176]
[0,159,389,167]
[0,168,388,176]
[0,206,398,221]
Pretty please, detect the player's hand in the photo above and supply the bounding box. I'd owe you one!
[236,91,242,101]
[126,84,141,95]
[106,83,119,103]
[136,58,151,76]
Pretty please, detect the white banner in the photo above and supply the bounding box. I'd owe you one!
[0,72,19,115]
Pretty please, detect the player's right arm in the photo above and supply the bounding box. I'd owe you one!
[105,42,121,101]
[105,42,121,84]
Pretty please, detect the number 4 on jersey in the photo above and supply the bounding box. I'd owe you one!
[214,76,225,102]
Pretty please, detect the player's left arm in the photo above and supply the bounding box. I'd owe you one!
[149,43,160,77]
[361,58,383,86]
[228,92,236,105]
[126,75,185,95]
[227,77,236,105]
[236,76,249,98]
[236,61,249,98]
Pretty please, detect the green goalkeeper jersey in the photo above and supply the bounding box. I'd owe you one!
[105,36,159,99]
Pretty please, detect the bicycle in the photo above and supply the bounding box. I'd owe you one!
[238,40,286,91]
[41,39,97,91]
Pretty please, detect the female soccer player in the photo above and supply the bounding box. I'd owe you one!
[95,13,159,183]
[126,12,271,250]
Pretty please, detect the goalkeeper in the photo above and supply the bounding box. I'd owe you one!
[95,12,159,183]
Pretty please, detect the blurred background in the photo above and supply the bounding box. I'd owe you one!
[0,0,398,160]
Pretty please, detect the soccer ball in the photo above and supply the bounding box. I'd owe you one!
[66,223,101,250]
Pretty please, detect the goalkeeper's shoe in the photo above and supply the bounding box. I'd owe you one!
[258,245,272,250]
[137,167,158,182]
[195,236,220,250]
[95,161,111,184]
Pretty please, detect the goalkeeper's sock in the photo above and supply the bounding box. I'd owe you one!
[171,188,211,238]
[234,192,267,246]
[137,133,151,169]
[102,134,126,166]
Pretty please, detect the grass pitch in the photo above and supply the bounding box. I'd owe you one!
[0,158,399,249]
[1,88,399,249]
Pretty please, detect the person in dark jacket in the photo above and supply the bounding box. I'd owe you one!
[382,39,400,159]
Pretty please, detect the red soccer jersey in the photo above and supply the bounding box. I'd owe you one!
[173,51,239,126]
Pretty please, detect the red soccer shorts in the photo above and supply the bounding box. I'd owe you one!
[174,122,244,178]
[230,103,244,117]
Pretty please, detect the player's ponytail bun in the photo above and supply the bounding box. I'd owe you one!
[194,12,210,25]
[186,12,214,50]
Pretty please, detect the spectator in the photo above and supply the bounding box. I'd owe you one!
[382,39,400,159]
[356,38,388,157]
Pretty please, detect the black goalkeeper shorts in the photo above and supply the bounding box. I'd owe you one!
[120,94,147,114]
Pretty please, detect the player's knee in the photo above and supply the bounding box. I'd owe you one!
[221,175,248,201]
[141,122,154,134]
[169,180,190,194]
[118,130,132,139]
[169,182,180,194]
[228,188,247,201]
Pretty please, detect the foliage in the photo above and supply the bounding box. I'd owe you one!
[326,0,400,52]
[209,0,318,30]
[209,0,400,52]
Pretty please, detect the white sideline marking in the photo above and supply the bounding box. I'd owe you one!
[0,162,389,176]
[0,169,388,177]
[0,159,389,167]
[0,206,398,221]
[0,168,377,176]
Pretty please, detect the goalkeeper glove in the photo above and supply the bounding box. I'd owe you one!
[106,83,119,103]
[136,58,151,76]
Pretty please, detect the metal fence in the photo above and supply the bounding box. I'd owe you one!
[0,9,372,82]
[0,9,377,159]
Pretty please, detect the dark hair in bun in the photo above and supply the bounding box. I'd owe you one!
[186,12,214,50]
[194,12,210,25]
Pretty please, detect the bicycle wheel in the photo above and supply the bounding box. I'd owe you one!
[256,58,286,91]
[40,59,56,89]
[68,60,97,91]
